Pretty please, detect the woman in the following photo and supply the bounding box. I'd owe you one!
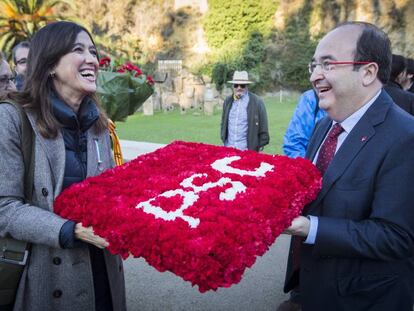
[0,22,126,311]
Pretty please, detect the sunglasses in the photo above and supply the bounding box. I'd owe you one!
[233,84,246,89]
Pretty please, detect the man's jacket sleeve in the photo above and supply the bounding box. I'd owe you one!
[283,90,319,158]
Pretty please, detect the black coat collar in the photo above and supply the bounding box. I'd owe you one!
[51,93,99,132]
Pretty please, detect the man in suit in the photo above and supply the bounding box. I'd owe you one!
[383,54,414,115]
[282,21,414,311]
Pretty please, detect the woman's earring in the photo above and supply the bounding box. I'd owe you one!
[50,72,56,78]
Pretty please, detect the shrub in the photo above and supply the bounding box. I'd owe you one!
[203,0,277,52]
[273,3,321,91]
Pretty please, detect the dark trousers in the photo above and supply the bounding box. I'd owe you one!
[0,304,13,311]
[290,286,301,303]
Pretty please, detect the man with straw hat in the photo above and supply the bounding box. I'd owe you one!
[220,70,269,151]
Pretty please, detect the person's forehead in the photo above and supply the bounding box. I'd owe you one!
[313,25,361,61]
[15,47,29,59]
[75,31,94,45]
[0,60,12,75]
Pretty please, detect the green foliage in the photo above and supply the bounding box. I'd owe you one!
[240,31,266,93]
[205,1,319,93]
[274,3,320,91]
[211,31,266,92]
[203,0,277,51]
[115,95,299,155]
[211,62,233,91]
[0,0,68,52]
[240,31,266,70]
[209,2,320,93]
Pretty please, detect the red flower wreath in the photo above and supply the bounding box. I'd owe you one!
[54,141,321,292]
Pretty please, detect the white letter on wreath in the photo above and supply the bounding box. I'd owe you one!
[211,156,274,177]
[136,173,247,228]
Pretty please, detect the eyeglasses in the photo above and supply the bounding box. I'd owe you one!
[233,84,246,89]
[0,75,15,85]
[308,60,372,74]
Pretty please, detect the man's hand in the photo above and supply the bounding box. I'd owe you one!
[75,223,109,249]
[283,216,310,237]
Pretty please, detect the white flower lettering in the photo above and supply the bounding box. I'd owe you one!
[211,156,274,177]
[136,157,273,228]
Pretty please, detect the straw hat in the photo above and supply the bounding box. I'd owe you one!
[227,71,253,84]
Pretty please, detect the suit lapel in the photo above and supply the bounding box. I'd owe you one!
[27,111,65,197]
[306,118,332,161]
[307,91,391,212]
[310,120,375,209]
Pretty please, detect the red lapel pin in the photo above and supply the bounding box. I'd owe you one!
[361,136,368,142]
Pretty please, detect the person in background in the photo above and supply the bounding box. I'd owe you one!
[383,54,414,115]
[220,70,269,151]
[0,21,126,311]
[11,41,30,90]
[283,89,326,158]
[403,57,414,93]
[279,88,326,311]
[0,51,16,94]
[282,21,414,310]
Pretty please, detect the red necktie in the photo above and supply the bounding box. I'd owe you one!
[315,123,344,175]
[291,123,344,273]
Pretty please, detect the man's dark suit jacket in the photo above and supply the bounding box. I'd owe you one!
[408,83,414,94]
[384,80,414,116]
[284,90,414,311]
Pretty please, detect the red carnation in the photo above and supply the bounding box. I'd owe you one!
[54,141,321,292]
[99,57,111,67]
[146,75,155,86]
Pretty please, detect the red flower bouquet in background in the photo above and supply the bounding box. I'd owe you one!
[97,57,154,121]
[54,141,322,292]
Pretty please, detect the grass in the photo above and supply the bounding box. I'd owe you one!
[115,95,299,155]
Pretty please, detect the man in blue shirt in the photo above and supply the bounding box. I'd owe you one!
[220,71,269,151]
[283,89,326,158]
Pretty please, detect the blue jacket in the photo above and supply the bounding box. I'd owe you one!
[283,90,326,158]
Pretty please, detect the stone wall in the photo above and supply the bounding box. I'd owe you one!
[143,66,223,116]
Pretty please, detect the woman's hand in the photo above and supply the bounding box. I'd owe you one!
[74,223,109,249]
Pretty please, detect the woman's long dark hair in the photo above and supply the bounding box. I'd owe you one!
[7,21,107,138]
